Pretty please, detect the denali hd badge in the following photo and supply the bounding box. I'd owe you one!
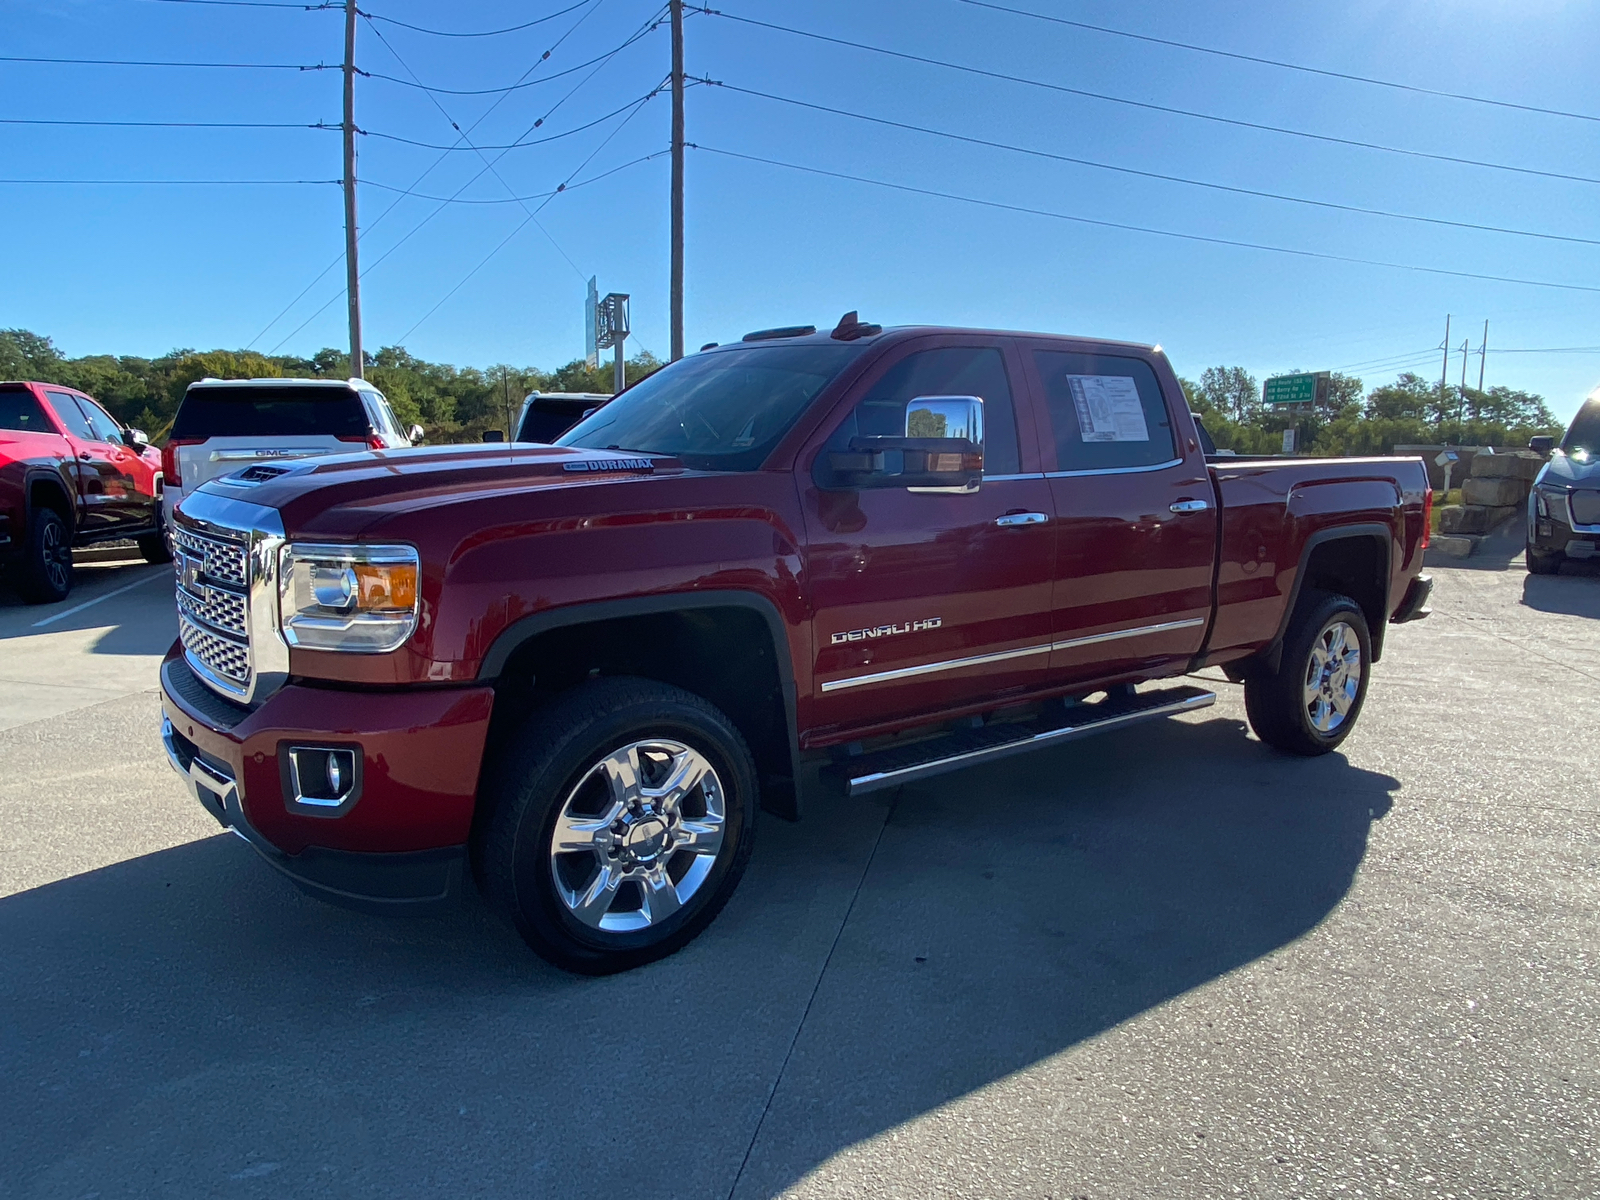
[563,458,655,473]
[831,618,941,645]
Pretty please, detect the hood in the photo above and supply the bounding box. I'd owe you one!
[187,443,684,540]
[1540,450,1600,488]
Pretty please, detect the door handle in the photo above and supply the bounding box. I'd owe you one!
[994,511,1049,527]
[78,452,93,461]
[1169,499,1210,513]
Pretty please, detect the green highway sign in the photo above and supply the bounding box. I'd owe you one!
[1264,372,1322,405]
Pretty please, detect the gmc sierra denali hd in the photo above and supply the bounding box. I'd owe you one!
[159,315,1433,974]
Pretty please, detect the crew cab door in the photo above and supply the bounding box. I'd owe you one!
[41,390,112,533]
[1018,344,1217,684]
[798,337,1056,737]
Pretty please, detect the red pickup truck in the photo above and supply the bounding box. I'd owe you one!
[159,318,1432,973]
[1,381,168,603]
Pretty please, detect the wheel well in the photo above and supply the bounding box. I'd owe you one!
[1298,534,1388,658]
[489,606,795,814]
[27,477,73,530]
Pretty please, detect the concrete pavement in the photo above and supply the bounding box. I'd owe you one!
[0,554,1594,1198]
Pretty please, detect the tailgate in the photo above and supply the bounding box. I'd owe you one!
[178,436,353,491]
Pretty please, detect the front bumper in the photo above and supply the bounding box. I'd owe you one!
[159,651,494,914]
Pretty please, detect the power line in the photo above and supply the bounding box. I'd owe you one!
[360,27,660,95]
[362,1,591,38]
[697,9,1600,188]
[956,0,1600,125]
[136,0,333,8]
[264,3,668,354]
[250,0,616,349]
[691,143,1600,295]
[0,55,325,70]
[364,152,662,203]
[0,117,330,129]
[708,79,1600,247]
[360,12,588,279]
[357,94,653,150]
[395,97,663,344]
[0,177,336,184]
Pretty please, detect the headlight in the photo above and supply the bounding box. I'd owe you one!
[279,543,420,652]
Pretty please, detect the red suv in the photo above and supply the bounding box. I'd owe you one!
[0,381,168,603]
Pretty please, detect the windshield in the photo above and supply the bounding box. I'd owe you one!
[557,342,863,471]
[1562,397,1600,460]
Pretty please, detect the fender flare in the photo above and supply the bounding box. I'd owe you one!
[20,463,78,537]
[1263,522,1392,672]
[477,589,803,819]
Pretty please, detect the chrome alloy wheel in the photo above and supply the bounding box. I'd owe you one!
[1303,619,1362,734]
[40,519,70,592]
[548,739,726,933]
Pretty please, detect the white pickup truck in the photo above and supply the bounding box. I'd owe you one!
[160,378,421,533]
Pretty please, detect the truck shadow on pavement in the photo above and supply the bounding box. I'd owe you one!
[0,714,1397,1199]
[1521,567,1600,620]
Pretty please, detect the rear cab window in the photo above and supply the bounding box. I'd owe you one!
[171,385,370,440]
[1030,350,1177,473]
[0,387,56,435]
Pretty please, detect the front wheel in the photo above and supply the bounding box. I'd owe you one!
[1526,544,1562,575]
[1245,591,1372,756]
[475,676,757,975]
[138,504,173,564]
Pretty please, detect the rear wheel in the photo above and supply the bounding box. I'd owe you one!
[475,676,757,975]
[17,507,74,604]
[1245,591,1372,756]
[1526,544,1563,575]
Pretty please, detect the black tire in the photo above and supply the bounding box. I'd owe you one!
[1526,544,1562,575]
[16,507,74,604]
[138,505,172,564]
[1244,590,1372,756]
[475,676,758,975]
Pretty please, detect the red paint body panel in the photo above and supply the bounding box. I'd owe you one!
[159,327,1432,868]
[162,647,494,855]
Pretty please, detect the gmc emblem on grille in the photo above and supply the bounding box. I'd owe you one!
[178,552,203,596]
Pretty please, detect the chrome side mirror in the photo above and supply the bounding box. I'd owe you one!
[123,427,149,450]
[823,394,985,490]
[407,424,426,445]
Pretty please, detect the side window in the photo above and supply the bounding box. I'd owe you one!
[0,388,54,434]
[1033,351,1177,472]
[76,397,125,444]
[823,346,1021,477]
[363,391,401,438]
[45,391,94,439]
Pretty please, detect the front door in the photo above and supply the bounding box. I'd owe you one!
[43,390,116,534]
[1019,344,1217,685]
[799,338,1057,740]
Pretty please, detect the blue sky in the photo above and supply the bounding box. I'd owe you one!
[6,0,1598,421]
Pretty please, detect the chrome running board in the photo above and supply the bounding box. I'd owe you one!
[834,685,1217,797]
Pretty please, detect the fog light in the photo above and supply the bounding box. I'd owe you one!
[286,746,360,811]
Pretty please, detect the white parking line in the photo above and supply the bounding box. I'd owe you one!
[31,571,170,628]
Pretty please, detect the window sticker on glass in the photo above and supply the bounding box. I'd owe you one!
[1065,375,1149,443]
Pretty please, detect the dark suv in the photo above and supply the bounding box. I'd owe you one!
[1528,394,1600,574]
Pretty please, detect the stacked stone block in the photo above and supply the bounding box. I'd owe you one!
[1435,450,1543,552]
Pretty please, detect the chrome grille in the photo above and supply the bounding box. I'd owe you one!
[175,577,247,637]
[175,526,247,589]
[179,615,251,686]
[1570,490,1600,527]
[174,524,252,696]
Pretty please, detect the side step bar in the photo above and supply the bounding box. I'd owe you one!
[833,685,1216,797]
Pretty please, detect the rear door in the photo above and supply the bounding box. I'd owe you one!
[799,336,1057,737]
[1019,344,1217,684]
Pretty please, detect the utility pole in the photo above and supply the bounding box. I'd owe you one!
[669,0,685,362]
[342,0,364,379]
[1438,314,1451,398]
[1459,337,1469,423]
[1478,319,1488,391]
